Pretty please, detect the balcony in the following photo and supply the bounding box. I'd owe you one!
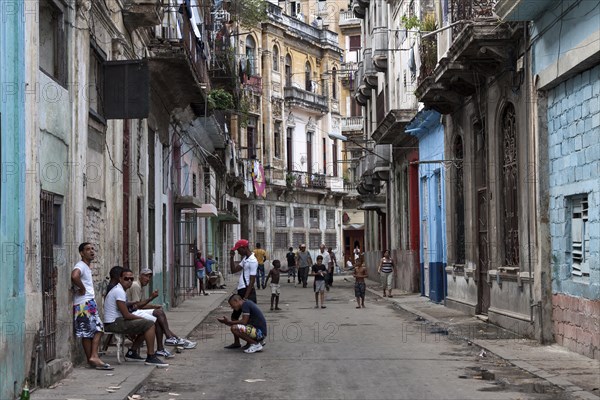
[351,0,366,19]
[284,86,328,113]
[373,144,391,180]
[122,0,163,30]
[341,116,364,132]
[339,10,362,29]
[148,9,210,113]
[243,75,262,93]
[371,109,416,145]
[287,171,328,190]
[340,61,358,88]
[372,29,388,71]
[363,48,377,88]
[266,3,340,49]
[415,9,522,114]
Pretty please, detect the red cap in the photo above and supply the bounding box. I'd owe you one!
[231,239,249,251]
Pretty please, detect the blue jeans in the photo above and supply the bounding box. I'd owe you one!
[257,264,265,288]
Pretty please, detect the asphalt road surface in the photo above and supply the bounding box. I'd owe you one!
[137,276,572,400]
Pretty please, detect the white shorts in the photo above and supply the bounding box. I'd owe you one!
[133,309,157,323]
[270,283,281,295]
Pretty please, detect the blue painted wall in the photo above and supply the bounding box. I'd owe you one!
[531,0,600,76]
[547,64,600,299]
[408,110,447,302]
[0,5,27,399]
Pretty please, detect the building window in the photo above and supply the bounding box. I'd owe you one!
[569,195,590,278]
[275,206,287,227]
[309,209,319,229]
[204,170,211,203]
[332,68,337,99]
[294,207,304,228]
[325,233,337,249]
[454,135,465,264]
[89,42,106,118]
[256,205,265,221]
[309,233,321,249]
[39,0,67,86]
[332,139,338,177]
[285,54,292,86]
[192,173,197,197]
[274,232,288,249]
[247,118,256,159]
[293,232,305,247]
[286,127,294,171]
[272,45,279,71]
[349,35,361,51]
[326,210,335,229]
[274,122,281,159]
[305,61,312,91]
[256,231,265,248]
[245,36,256,76]
[501,104,519,267]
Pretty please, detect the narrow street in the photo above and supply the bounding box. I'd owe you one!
[137,277,571,400]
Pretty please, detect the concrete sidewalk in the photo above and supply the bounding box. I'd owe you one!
[364,279,600,400]
[31,289,231,400]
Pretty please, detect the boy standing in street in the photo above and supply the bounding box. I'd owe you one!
[353,258,368,308]
[311,255,328,309]
[286,247,297,283]
[264,260,282,311]
[71,242,112,370]
[254,243,268,290]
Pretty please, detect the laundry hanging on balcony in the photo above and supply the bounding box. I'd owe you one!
[251,160,267,199]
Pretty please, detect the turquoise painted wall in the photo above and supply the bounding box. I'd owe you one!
[0,4,27,399]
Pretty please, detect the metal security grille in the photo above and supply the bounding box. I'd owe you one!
[309,233,321,249]
[326,210,335,229]
[174,211,197,306]
[309,209,319,229]
[274,232,288,250]
[502,104,519,267]
[293,207,304,227]
[275,206,287,227]
[293,233,305,247]
[40,190,57,362]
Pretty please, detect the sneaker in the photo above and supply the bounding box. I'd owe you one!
[164,337,179,346]
[145,355,169,368]
[180,339,197,349]
[124,349,145,362]
[244,343,263,354]
[156,349,175,358]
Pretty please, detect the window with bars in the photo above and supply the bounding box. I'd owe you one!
[309,209,319,229]
[294,207,304,227]
[293,232,305,247]
[325,233,337,249]
[326,210,335,229]
[256,231,265,248]
[192,173,197,197]
[309,233,321,249]
[274,232,288,250]
[570,195,590,278]
[256,206,265,221]
[275,206,287,227]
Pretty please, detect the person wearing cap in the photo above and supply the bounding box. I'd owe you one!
[225,239,259,349]
[127,268,197,356]
[295,244,313,288]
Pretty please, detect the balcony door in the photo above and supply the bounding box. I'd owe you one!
[285,55,292,87]
[306,131,313,175]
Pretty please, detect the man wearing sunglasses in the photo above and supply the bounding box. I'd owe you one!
[104,268,168,367]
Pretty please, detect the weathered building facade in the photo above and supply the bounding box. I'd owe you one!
[1,0,238,397]
[496,0,600,359]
